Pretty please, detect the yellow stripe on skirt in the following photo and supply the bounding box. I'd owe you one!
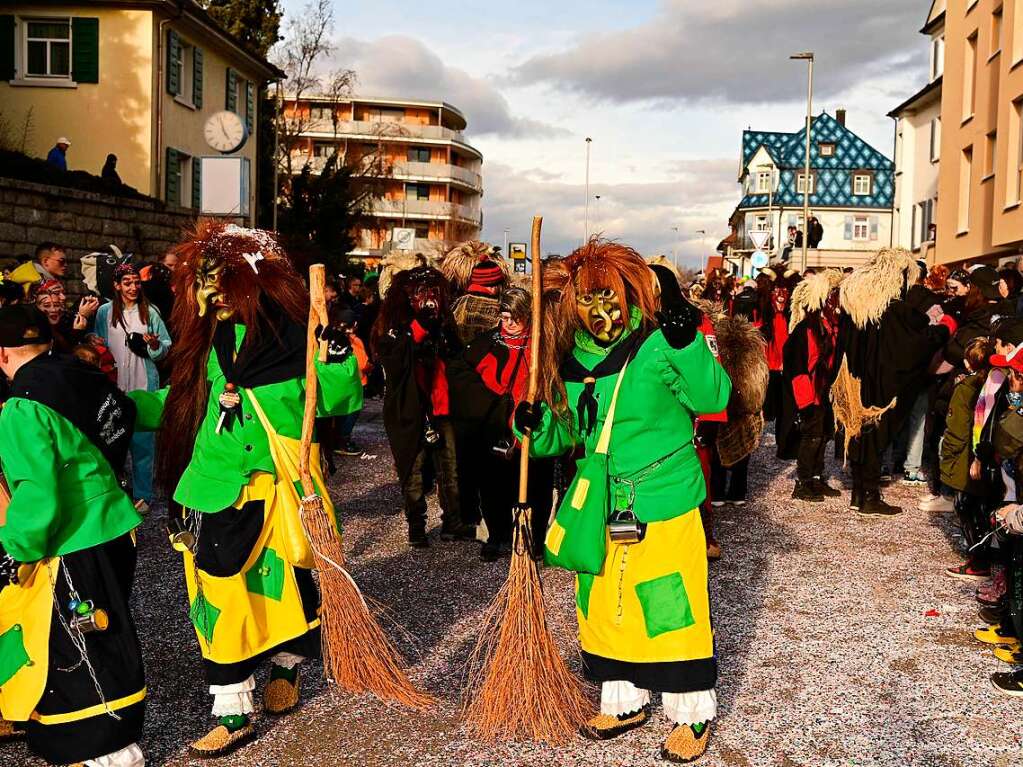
[576,509,712,664]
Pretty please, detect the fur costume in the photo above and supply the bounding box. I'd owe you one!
[789,269,843,331]
[523,240,731,751]
[130,220,364,750]
[438,240,509,291]
[377,251,431,298]
[835,248,955,500]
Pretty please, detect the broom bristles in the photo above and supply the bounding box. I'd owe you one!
[462,507,590,743]
[301,495,434,709]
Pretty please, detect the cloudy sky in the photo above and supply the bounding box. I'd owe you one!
[281,0,931,266]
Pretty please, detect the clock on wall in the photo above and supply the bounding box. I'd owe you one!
[204,110,248,154]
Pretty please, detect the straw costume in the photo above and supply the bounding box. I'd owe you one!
[130,221,362,757]
[0,306,145,767]
[515,240,731,762]
[836,249,956,516]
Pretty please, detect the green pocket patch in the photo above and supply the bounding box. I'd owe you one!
[0,624,30,686]
[189,594,221,644]
[576,573,595,619]
[245,547,285,601]
[634,572,695,638]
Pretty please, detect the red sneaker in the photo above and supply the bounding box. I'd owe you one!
[946,563,991,581]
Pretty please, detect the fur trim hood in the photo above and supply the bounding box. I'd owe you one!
[789,269,842,331]
[840,248,917,329]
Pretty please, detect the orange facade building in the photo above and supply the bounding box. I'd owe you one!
[283,95,483,260]
[935,0,1023,265]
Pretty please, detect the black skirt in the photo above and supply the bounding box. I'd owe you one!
[26,533,146,764]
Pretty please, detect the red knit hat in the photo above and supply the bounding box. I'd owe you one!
[468,260,504,293]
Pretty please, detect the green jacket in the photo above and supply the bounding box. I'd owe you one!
[940,372,984,493]
[0,400,140,562]
[526,319,731,523]
[131,324,362,513]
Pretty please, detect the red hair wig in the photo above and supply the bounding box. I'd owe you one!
[155,219,309,492]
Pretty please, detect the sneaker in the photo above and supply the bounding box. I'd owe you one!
[993,645,1023,664]
[730,499,747,507]
[792,480,824,502]
[902,472,927,486]
[710,500,726,508]
[974,624,1020,646]
[337,440,362,456]
[479,541,501,562]
[850,488,864,511]
[991,670,1023,697]
[919,494,954,512]
[812,478,842,498]
[945,563,991,581]
[979,605,1006,626]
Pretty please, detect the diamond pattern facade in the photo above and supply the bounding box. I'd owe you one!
[738,113,894,211]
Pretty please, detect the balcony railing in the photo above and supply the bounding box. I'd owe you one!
[367,198,481,223]
[292,156,483,192]
[301,118,468,144]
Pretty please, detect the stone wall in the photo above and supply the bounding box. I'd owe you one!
[0,176,198,293]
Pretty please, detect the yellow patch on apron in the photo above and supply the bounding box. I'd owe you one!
[576,510,713,665]
[0,559,59,721]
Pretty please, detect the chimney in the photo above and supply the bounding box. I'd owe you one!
[836,108,847,127]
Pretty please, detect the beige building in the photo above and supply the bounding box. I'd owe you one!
[284,96,483,261]
[0,1,280,220]
[889,4,945,260]
[935,0,1023,265]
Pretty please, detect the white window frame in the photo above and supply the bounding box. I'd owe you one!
[21,16,73,81]
[174,40,196,108]
[753,214,769,232]
[930,117,941,163]
[755,169,772,193]
[852,216,870,241]
[853,173,873,196]
[819,143,835,157]
[796,173,815,194]
[931,35,945,81]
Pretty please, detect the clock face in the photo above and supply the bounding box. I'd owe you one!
[204,110,248,153]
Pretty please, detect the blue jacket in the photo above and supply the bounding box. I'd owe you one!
[46,146,67,170]
[95,301,171,392]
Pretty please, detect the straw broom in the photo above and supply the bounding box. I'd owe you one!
[300,264,433,708]
[462,217,590,743]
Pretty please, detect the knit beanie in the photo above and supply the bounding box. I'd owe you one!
[467,260,505,294]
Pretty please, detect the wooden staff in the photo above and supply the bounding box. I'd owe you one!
[300,265,329,497]
[517,216,544,505]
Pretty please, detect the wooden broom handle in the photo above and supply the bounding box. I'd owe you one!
[300,264,329,497]
[518,216,543,505]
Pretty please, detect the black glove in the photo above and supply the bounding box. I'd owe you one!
[126,332,150,359]
[656,299,702,350]
[514,401,542,434]
[415,312,443,337]
[316,325,352,363]
[0,549,19,587]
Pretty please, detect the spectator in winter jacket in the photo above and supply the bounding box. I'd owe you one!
[940,337,995,579]
[45,137,70,170]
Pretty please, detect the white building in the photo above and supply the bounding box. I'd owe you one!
[889,1,945,260]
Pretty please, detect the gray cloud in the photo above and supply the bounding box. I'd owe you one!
[333,35,567,138]
[481,159,736,264]
[511,0,927,106]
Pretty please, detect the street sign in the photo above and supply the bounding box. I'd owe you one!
[751,250,769,269]
[513,259,527,274]
[391,228,415,250]
[749,230,771,251]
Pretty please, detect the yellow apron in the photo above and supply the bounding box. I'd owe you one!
[0,559,59,721]
[183,390,338,665]
[576,509,713,665]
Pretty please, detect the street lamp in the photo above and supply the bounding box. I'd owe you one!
[671,226,680,269]
[584,137,592,242]
[790,51,814,269]
[696,229,707,274]
[594,194,602,233]
[503,227,509,253]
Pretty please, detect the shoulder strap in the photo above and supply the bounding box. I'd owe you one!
[244,387,275,437]
[594,359,629,456]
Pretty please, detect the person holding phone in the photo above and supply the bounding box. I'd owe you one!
[95,263,171,509]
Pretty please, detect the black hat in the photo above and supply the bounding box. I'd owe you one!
[994,318,1023,347]
[971,265,1003,301]
[0,305,52,347]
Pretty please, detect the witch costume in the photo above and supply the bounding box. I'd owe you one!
[516,242,731,763]
[130,222,362,757]
[0,306,146,767]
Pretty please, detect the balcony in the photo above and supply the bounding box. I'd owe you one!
[390,161,482,191]
[367,198,481,224]
[301,118,478,150]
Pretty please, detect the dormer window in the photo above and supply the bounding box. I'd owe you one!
[853,172,874,196]
[755,168,773,193]
[819,142,835,157]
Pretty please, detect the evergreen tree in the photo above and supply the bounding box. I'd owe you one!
[202,0,282,57]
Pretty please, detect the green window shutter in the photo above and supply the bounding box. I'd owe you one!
[165,147,180,204]
[192,47,203,108]
[192,156,202,210]
[245,80,254,133]
[869,215,880,241]
[166,29,180,95]
[843,215,853,240]
[225,67,237,112]
[71,17,99,83]
[0,16,14,81]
